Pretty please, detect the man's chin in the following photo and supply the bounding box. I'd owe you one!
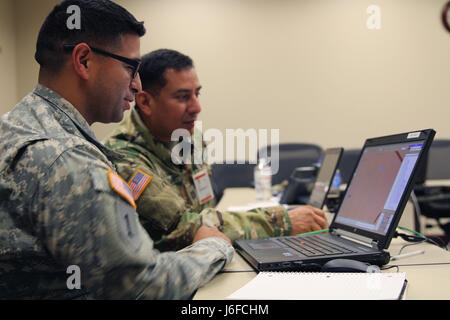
[168,126,194,141]
[183,122,196,134]
[95,114,127,125]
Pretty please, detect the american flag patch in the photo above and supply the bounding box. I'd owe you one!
[128,170,152,201]
[108,170,136,209]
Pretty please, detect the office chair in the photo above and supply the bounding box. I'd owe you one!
[257,143,323,186]
[210,162,255,203]
[412,139,450,239]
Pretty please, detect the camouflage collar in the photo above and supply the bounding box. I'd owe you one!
[34,84,93,136]
[129,108,205,170]
[33,84,123,163]
[130,108,178,166]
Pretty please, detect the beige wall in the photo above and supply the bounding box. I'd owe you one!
[6,0,450,149]
[0,0,17,115]
[13,0,60,101]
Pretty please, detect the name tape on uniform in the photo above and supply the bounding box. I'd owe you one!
[193,169,215,205]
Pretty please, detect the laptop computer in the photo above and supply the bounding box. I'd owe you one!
[308,148,343,209]
[235,129,436,271]
[280,148,343,206]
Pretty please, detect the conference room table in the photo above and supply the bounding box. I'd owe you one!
[194,187,450,300]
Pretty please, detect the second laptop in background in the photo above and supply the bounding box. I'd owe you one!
[280,148,343,208]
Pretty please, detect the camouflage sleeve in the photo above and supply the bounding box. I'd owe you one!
[111,147,291,249]
[155,205,293,250]
[31,146,233,299]
[112,153,205,252]
[200,206,292,243]
[153,210,203,252]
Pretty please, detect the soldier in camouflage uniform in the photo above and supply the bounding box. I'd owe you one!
[0,0,233,299]
[104,49,328,252]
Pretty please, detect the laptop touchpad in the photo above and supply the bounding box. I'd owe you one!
[248,241,282,250]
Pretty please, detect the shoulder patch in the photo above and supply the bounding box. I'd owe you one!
[108,169,136,209]
[128,169,152,201]
[116,198,142,252]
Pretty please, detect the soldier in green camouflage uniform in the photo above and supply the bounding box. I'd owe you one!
[105,109,294,251]
[0,1,233,299]
[104,49,328,252]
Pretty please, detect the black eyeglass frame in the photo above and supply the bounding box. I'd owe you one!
[63,44,141,79]
[443,1,450,33]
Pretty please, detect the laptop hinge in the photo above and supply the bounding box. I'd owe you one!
[332,228,379,249]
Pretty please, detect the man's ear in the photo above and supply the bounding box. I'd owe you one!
[136,91,154,116]
[71,43,92,80]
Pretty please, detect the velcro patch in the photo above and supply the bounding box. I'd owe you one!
[116,199,142,252]
[108,170,136,209]
[128,169,152,201]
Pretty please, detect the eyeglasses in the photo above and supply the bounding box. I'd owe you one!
[63,44,141,79]
[443,1,450,33]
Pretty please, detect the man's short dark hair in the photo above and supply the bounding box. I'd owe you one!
[35,0,146,73]
[139,49,194,96]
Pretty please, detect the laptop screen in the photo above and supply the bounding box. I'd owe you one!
[334,141,425,236]
[308,148,342,208]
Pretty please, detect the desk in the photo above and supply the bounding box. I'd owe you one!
[194,188,450,300]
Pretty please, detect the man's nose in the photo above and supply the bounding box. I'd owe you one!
[130,73,142,94]
[188,95,202,114]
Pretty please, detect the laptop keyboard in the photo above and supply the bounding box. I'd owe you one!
[278,235,356,257]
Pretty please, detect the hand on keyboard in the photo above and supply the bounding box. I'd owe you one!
[288,205,328,236]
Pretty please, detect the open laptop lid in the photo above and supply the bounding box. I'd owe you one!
[308,148,343,208]
[330,129,435,250]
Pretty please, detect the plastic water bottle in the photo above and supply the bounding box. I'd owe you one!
[254,158,272,201]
